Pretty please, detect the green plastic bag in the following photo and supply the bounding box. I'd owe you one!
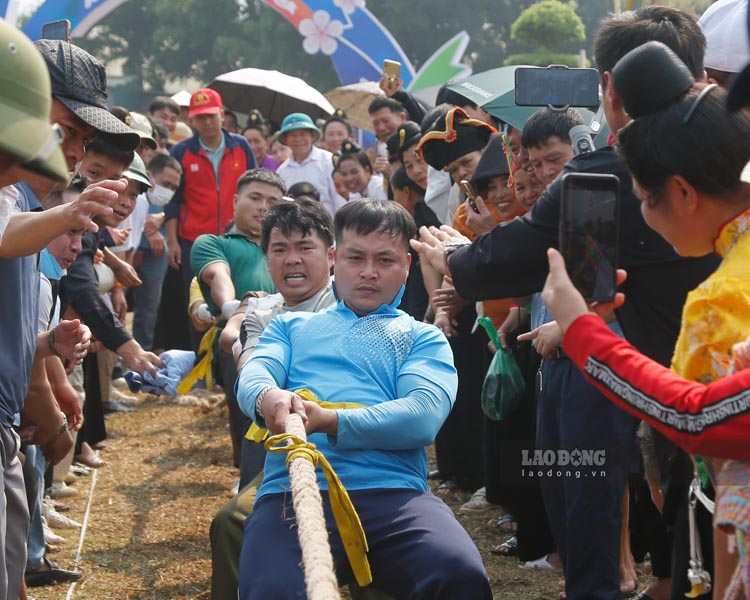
[478,317,526,421]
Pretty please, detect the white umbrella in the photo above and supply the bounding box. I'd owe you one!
[324,81,384,132]
[208,68,334,125]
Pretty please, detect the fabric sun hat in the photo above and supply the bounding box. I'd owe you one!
[189,88,222,119]
[34,39,140,152]
[417,107,496,171]
[129,112,157,150]
[170,121,193,145]
[699,0,750,74]
[279,112,320,143]
[0,19,69,183]
[123,153,152,188]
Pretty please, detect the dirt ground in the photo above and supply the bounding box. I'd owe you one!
[30,389,648,600]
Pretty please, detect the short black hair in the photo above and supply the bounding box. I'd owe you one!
[391,166,425,195]
[147,153,183,176]
[148,96,180,116]
[149,118,169,142]
[435,84,479,110]
[85,137,134,169]
[287,181,320,202]
[521,107,584,149]
[618,83,750,202]
[368,96,404,116]
[223,108,238,126]
[334,198,416,248]
[322,117,353,137]
[236,168,286,195]
[261,198,334,253]
[593,6,705,81]
[334,151,372,174]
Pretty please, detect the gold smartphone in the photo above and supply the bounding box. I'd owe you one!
[383,59,401,82]
[460,180,479,213]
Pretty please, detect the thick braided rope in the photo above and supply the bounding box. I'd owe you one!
[284,413,341,600]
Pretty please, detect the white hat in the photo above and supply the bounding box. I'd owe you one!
[698,0,750,74]
[170,90,192,108]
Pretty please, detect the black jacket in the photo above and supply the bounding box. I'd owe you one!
[450,146,719,366]
[60,231,131,351]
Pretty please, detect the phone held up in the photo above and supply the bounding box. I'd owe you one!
[559,173,620,302]
[460,180,479,214]
[515,65,600,109]
[42,19,71,42]
[383,59,401,85]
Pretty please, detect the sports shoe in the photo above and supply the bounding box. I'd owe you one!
[457,487,495,514]
[48,482,78,499]
[42,523,66,545]
[103,399,134,413]
[44,505,81,529]
[110,389,136,405]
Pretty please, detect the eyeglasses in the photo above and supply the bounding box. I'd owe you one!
[682,84,718,125]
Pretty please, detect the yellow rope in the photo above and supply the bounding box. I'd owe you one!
[176,326,219,395]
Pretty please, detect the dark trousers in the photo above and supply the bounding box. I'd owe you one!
[536,356,639,600]
[239,489,492,600]
[215,350,247,470]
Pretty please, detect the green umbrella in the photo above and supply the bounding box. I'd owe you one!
[447,66,607,143]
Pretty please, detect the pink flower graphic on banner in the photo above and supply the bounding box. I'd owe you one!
[299,10,344,56]
[333,0,366,15]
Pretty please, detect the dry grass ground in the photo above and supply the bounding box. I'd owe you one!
[31,389,650,599]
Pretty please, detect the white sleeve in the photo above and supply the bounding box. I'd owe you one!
[38,275,54,334]
[0,186,21,242]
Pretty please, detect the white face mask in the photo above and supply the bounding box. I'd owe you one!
[148,184,174,206]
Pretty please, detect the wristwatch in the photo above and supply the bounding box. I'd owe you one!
[57,412,68,435]
[443,241,470,272]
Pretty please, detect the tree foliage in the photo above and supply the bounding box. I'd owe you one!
[511,1,586,50]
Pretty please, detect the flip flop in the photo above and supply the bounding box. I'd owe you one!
[74,454,107,469]
[490,536,518,556]
[496,513,517,534]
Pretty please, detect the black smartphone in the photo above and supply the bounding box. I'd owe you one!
[460,180,479,213]
[559,173,620,302]
[515,66,600,109]
[42,19,71,42]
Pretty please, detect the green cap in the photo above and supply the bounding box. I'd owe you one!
[123,153,152,188]
[0,19,69,183]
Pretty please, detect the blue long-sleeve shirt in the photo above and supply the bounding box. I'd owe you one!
[236,294,457,500]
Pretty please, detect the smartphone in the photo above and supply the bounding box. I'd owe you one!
[460,180,479,213]
[42,19,71,42]
[559,173,620,302]
[383,59,401,82]
[515,66,600,109]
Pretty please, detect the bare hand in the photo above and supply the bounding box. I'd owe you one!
[260,388,308,435]
[372,156,391,177]
[106,226,131,246]
[434,311,458,339]
[301,401,338,436]
[410,225,471,277]
[517,321,563,359]
[432,284,467,314]
[540,248,627,335]
[113,260,142,287]
[168,240,182,270]
[464,196,496,236]
[379,75,403,97]
[146,232,166,256]
[64,179,126,233]
[51,320,91,364]
[143,213,165,236]
[93,249,105,265]
[54,382,84,431]
[118,340,164,377]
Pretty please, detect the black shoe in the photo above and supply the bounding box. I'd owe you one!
[25,558,82,587]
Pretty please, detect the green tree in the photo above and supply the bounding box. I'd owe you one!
[505,0,587,66]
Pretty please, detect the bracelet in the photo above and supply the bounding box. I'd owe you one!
[435,310,449,319]
[255,386,278,420]
[48,329,64,359]
[57,411,68,435]
[443,241,470,272]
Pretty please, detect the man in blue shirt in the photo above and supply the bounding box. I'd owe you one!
[236,199,491,599]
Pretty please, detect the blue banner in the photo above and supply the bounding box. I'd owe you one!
[22,0,127,40]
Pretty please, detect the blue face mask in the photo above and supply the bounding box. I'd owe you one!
[40,248,65,280]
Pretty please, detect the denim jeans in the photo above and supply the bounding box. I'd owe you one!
[25,444,45,571]
[133,248,168,350]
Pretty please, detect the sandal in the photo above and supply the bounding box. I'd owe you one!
[496,513,517,534]
[435,480,457,497]
[490,536,518,556]
[74,454,107,469]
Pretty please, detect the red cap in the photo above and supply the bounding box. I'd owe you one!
[189,88,223,118]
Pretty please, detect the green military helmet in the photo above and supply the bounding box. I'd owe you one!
[0,18,69,183]
[123,153,152,188]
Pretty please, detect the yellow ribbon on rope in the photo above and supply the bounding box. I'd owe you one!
[259,388,372,587]
[176,326,219,395]
[245,388,366,442]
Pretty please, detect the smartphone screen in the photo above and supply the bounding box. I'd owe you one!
[460,180,479,213]
[559,173,620,302]
[383,60,401,81]
[515,67,600,108]
[42,19,71,41]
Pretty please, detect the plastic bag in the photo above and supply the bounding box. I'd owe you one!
[478,317,526,421]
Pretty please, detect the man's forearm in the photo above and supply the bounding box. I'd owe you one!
[200,263,237,313]
[0,207,74,259]
[23,358,65,443]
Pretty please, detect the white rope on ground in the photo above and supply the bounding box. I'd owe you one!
[65,452,101,600]
[285,413,341,600]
